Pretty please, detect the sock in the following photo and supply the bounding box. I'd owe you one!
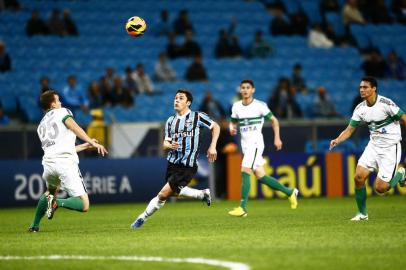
[140,196,166,220]
[389,170,404,188]
[30,194,47,228]
[259,175,293,196]
[56,197,84,212]
[240,172,251,211]
[355,186,367,215]
[179,186,204,199]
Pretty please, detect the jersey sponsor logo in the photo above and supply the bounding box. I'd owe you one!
[173,130,194,139]
[240,125,258,132]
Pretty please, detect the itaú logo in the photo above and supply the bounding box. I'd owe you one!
[173,131,194,138]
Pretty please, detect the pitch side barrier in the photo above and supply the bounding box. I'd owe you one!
[227,152,406,199]
[0,158,210,207]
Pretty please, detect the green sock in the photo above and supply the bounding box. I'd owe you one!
[240,172,251,211]
[259,175,293,196]
[389,170,404,188]
[355,186,367,215]
[57,197,85,212]
[30,194,47,228]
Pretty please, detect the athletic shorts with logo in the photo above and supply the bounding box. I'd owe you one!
[358,141,401,182]
[42,160,87,197]
[165,162,197,193]
[242,145,266,170]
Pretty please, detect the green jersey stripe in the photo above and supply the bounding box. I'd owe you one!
[264,112,273,120]
[349,119,360,127]
[393,109,404,120]
[62,115,73,125]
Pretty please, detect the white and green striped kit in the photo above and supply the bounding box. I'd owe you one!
[231,99,273,150]
[350,95,404,147]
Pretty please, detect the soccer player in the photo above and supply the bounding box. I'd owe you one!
[131,89,220,229]
[330,76,406,221]
[28,90,108,232]
[228,80,298,217]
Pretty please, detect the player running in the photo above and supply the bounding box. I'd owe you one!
[330,76,406,221]
[131,89,220,229]
[28,90,108,232]
[228,80,298,217]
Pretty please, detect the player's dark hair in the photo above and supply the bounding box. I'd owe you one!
[240,79,255,88]
[361,76,378,89]
[40,90,57,111]
[176,89,193,105]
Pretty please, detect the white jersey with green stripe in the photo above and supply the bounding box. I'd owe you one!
[231,99,273,149]
[350,95,404,147]
[37,107,79,164]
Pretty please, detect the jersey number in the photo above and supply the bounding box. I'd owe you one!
[38,119,59,147]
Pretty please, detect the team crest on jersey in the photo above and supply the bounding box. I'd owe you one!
[185,119,193,128]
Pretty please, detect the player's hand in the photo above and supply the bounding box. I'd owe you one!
[90,141,108,156]
[207,146,217,163]
[274,138,283,151]
[329,139,338,151]
[170,141,180,150]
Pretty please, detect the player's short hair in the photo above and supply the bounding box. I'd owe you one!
[40,90,57,111]
[176,89,193,105]
[361,76,378,89]
[240,79,255,88]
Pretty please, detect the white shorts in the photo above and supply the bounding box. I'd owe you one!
[358,142,402,182]
[42,160,87,197]
[242,145,266,170]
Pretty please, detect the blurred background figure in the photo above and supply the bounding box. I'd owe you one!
[62,75,89,112]
[249,31,273,58]
[199,91,226,121]
[132,63,155,95]
[313,86,340,118]
[153,52,177,82]
[26,10,49,37]
[385,51,406,80]
[0,41,11,72]
[308,24,334,48]
[185,54,208,82]
[173,9,194,35]
[153,9,172,36]
[62,9,78,36]
[39,76,51,94]
[86,109,107,157]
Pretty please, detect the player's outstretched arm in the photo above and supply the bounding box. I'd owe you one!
[270,116,282,150]
[65,117,108,156]
[75,139,99,153]
[207,122,220,163]
[330,125,355,150]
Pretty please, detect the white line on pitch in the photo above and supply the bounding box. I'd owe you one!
[0,255,250,270]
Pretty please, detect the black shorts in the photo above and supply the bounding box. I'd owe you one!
[165,162,197,194]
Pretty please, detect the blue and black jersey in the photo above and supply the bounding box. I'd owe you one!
[164,110,213,167]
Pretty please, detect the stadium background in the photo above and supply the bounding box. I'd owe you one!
[0,0,406,207]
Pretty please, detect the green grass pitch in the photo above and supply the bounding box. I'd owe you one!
[0,196,405,270]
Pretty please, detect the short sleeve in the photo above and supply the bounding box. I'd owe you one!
[349,106,361,127]
[230,104,238,123]
[198,111,214,129]
[384,99,404,120]
[260,102,273,120]
[164,116,173,141]
[61,108,74,124]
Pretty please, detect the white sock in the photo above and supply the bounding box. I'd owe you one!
[139,196,166,220]
[179,186,204,199]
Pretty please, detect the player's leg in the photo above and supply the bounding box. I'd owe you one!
[351,165,371,221]
[228,166,251,217]
[50,164,89,217]
[376,142,404,191]
[176,165,211,204]
[131,183,171,229]
[255,166,298,209]
[28,167,59,232]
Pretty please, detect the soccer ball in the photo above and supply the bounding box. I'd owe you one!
[125,16,147,37]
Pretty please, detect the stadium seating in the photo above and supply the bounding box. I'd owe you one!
[0,0,405,124]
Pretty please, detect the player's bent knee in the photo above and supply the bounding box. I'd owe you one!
[354,174,366,185]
